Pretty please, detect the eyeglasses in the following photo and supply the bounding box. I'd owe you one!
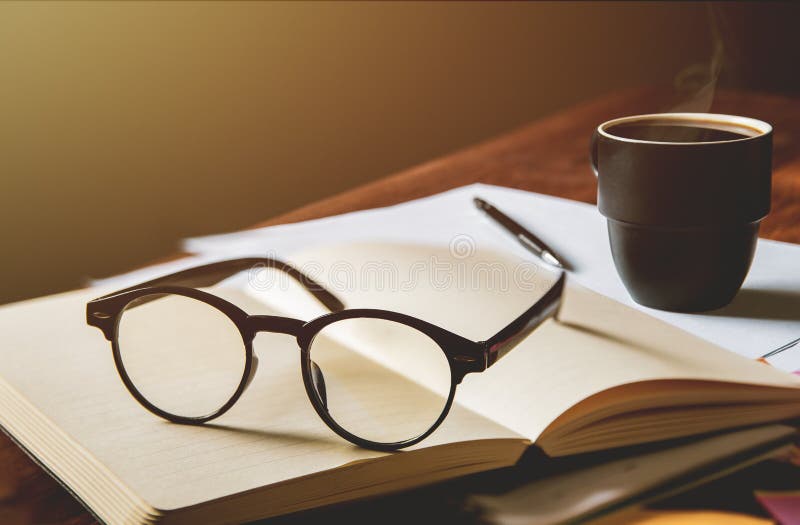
[87,258,565,451]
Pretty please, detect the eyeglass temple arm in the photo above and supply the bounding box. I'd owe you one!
[92,257,345,312]
[482,272,565,367]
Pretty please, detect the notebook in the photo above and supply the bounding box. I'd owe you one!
[1,242,799,524]
[471,424,797,524]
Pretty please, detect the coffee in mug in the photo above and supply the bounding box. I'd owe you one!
[590,113,772,312]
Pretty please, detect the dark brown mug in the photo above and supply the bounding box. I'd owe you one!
[590,113,773,312]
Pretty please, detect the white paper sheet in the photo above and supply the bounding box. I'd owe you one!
[93,183,800,366]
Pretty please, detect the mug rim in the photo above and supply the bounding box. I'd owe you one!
[597,112,772,146]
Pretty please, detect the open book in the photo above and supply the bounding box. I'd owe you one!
[0,242,798,524]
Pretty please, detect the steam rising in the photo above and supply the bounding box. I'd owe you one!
[669,4,725,113]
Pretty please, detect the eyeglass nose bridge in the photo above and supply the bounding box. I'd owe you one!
[243,315,328,407]
[246,315,305,338]
[241,315,302,395]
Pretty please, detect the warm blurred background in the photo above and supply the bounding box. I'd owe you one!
[1,1,798,305]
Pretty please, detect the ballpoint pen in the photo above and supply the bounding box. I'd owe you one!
[474,196,569,270]
[760,336,800,360]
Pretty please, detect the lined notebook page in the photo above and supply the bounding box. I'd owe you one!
[262,242,800,448]
[458,282,800,446]
[0,288,520,511]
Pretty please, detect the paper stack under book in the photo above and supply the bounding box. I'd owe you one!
[1,239,799,524]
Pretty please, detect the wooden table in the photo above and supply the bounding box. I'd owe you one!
[2,87,798,525]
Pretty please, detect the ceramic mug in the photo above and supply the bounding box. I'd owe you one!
[590,113,772,312]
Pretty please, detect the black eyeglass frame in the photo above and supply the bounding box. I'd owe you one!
[87,257,565,451]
